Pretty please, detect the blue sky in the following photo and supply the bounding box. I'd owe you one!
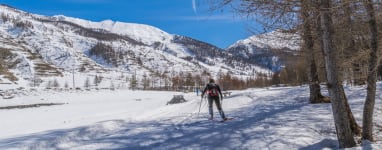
[0,0,260,48]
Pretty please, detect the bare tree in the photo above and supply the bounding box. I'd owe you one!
[130,71,138,90]
[316,0,362,136]
[301,0,328,104]
[64,82,69,89]
[362,0,379,142]
[84,77,90,89]
[93,75,103,87]
[319,0,356,147]
[53,79,60,88]
[342,0,364,85]
[142,73,150,90]
[46,80,52,89]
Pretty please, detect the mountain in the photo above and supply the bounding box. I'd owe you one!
[0,4,269,87]
[226,29,301,72]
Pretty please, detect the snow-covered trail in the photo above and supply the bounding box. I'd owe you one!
[1,85,382,149]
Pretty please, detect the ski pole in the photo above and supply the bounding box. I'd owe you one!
[198,96,203,117]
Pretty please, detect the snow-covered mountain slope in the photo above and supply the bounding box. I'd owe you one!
[0,4,270,87]
[52,15,173,46]
[226,29,301,72]
[228,29,300,52]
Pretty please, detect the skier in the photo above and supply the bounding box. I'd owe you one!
[201,78,228,121]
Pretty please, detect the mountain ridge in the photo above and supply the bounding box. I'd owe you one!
[0,4,299,89]
[226,29,301,72]
[0,5,268,89]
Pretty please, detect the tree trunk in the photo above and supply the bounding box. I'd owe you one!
[319,0,356,148]
[301,0,328,104]
[362,0,379,142]
[342,87,362,136]
[315,0,360,136]
[338,1,363,133]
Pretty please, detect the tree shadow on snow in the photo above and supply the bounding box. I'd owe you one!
[298,139,338,150]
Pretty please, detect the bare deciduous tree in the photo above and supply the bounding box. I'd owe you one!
[362,0,379,142]
[319,0,356,147]
[301,0,328,104]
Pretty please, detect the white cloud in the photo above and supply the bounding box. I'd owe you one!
[176,14,245,22]
[192,0,198,14]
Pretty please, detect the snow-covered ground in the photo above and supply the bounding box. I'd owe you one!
[1,83,382,149]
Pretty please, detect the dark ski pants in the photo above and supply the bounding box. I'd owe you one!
[208,96,225,119]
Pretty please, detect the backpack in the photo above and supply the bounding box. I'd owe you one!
[207,83,219,97]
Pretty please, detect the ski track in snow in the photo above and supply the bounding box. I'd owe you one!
[1,85,382,149]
